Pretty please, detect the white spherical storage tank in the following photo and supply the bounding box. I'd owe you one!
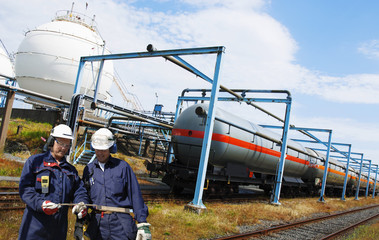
[15,11,114,102]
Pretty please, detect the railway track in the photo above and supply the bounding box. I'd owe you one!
[0,185,266,206]
[212,204,379,240]
[0,187,25,210]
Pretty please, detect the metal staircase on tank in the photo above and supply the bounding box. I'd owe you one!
[75,149,96,165]
[73,128,96,165]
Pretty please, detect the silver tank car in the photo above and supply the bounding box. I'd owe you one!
[170,103,378,194]
[172,103,312,178]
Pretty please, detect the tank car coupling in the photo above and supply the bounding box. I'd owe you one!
[195,106,207,116]
[90,101,97,110]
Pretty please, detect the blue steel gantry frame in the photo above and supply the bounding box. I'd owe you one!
[268,129,378,201]
[173,89,292,207]
[317,142,353,201]
[316,150,376,200]
[292,140,354,201]
[347,159,374,198]
[0,75,17,107]
[261,126,333,202]
[72,46,225,211]
[373,165,379,198]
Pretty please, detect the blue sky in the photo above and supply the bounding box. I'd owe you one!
[269,0,379,76]
[0,0,378,169]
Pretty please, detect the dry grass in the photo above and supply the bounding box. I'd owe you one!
[145,197,379,240]
[342,220,379,240]
[1,186,379,239]
[0,181,19,187]
[0,158,24,177]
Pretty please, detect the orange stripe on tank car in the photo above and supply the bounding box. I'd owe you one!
[172,128,308,166]
[173,129,373,181]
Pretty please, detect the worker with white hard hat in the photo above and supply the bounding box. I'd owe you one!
[82,128,151,240]
[18,124,89,240]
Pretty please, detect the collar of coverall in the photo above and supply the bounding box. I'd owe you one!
[94,155,116,167]
[43,151,68,167]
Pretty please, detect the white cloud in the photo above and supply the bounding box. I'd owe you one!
[296,72,379,104]
[1,0,378,164]
[358,39,379,59]
[290,116,379,162]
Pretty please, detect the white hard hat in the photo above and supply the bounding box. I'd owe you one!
[91,128,115,150]
[50,124,73,140]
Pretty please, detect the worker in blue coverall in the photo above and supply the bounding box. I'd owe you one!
[18,124,89,240]
[82,128,151,240]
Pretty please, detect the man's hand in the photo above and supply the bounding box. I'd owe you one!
[42,200,60,215]
[72,202,87,219]
[136,223,151,240]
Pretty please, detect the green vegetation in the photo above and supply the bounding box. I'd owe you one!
[343,221,379,240]
[5,118,52,158]
[0,158,23,176]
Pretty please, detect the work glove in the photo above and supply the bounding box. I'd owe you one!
[72,202,88,219]
[136,223,152,240]
[42,200,60,215]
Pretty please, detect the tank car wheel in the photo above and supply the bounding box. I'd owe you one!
[172,185,184,195]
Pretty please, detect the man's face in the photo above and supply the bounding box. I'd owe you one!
[95,149,110,163]
[51,137,71,162]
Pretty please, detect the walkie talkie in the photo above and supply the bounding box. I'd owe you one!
[41,176,49,194]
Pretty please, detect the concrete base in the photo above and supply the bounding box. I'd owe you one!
[184,204,207,215]
[269,201,281,206]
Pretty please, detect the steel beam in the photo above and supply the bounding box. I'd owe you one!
[318,130,333,203]
[187,50,223,212]
[341,144,352,201]
[373,165,378,198]
[355,154,364,200]
[0,90,15,153]
[365,160,372,198]
[270,98,292,205]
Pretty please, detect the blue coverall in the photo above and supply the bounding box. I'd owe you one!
[83,156,149,240]
[18,151,89,240]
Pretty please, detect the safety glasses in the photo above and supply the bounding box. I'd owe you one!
[55,138,71,149]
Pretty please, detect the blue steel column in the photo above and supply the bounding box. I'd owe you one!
[138,128,145,156]
[73,58,86,94]
[92,59,105,105]
[270,97,292,205]
[373,165,378,198]
[187,51,223,210]
[355,154,364,200]
[167,99,184,164]
[341,145,352,201]
[318,130,333,202]
[365,160,371,198]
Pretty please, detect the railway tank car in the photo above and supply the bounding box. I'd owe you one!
[162,103,379,196]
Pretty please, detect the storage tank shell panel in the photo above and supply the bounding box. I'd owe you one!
[15,16,113,101]
[0,45,14,81]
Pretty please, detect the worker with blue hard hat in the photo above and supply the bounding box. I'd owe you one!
[82,128,151,240]
[18,124,89,240]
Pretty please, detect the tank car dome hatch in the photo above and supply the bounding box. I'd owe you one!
[0,44,14,81]
[14,11,114,102]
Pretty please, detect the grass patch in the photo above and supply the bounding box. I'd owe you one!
[0,158,24,177]
[343,221,379,240]
[0,181,19,187]
[5,118,52,156]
